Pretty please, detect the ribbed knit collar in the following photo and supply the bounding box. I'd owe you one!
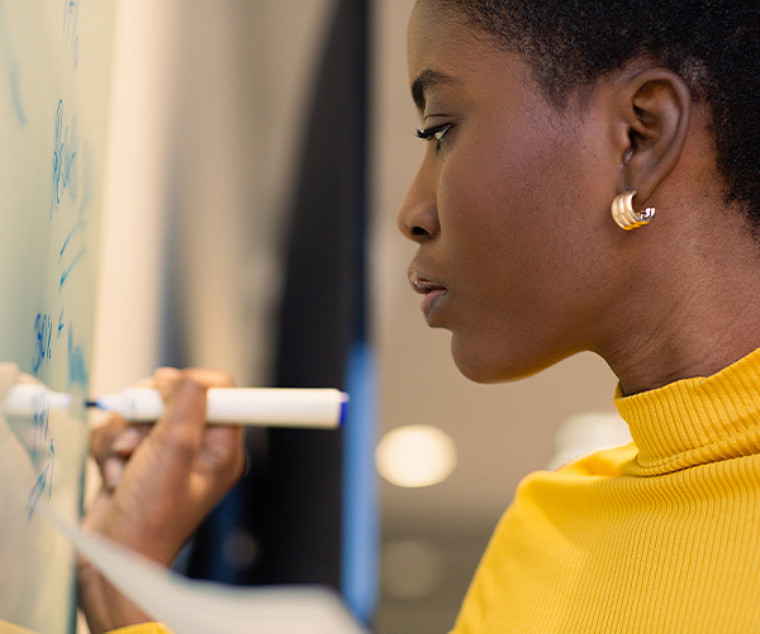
[614,346,760,476]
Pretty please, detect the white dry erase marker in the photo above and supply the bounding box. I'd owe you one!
[87,387,348,428]
[3,384,348,429]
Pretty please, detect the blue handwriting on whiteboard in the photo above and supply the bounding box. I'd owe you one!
[31,392,50,462]
[27,440,55,520]
[7,64,26,126]
[32,313,53,374]
[0,2,26,125]
[59,247,86,290]
[63,0,79,66]
[26,391,55,519]
[59,219,86,258]
[59,220,87,289]
[51,100,80,217]
[68,325,88,387]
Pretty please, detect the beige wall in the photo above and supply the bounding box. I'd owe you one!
[93,0,335,393]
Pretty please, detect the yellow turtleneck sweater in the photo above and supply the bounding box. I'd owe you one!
[453,347,760,632]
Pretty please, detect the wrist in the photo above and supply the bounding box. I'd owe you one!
[77,557,154,633]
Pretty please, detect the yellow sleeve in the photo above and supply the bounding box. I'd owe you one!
[0,617,172,634]
[107,625,172,634]
[0,619,37,633]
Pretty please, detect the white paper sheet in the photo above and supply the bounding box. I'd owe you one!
[37,499,367,634]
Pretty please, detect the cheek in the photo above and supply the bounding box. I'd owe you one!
[429,110,622,381]
[437,125,607,339]
[438,130,571,278]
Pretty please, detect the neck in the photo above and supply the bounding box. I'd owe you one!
[606,312,760,397]
[598,213,760,396]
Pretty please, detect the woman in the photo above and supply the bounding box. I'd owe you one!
[80,0,760,631]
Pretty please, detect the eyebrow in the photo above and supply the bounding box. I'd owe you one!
[411,69,460,111]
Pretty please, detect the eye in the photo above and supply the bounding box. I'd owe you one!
[416,123,453,151]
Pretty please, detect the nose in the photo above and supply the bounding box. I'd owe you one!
[396,158,440,243]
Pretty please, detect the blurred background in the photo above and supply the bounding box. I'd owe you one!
[90,1,624,632]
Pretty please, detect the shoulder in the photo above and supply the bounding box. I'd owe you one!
[505,442,638,513]
[486,442,638,547]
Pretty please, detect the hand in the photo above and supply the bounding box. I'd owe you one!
[78,367,246,631]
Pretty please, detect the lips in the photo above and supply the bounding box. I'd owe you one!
[408,269,448,324]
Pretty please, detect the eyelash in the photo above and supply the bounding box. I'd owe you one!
[416,123,453,150]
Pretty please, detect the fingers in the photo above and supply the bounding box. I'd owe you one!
[157,368,244,489]
[152,377,210,464]
[0,363,20,401]
[111,425,152,457]
[152,366,181,398]
[196,415,247,491]
[88,367,172,468]
[90,367,238,476]
[90,415,129,469]
[90,415,151,490]
[155,366,235,398]
[152,367,236,451]
[106,425,152,490]
[83,366,245,566]
[0,363,40,401]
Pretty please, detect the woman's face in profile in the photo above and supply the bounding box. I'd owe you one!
[399,0,626,383]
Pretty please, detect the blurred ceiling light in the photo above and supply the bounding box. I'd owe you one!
[375,425,457,487]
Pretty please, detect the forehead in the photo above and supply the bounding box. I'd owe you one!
[406,0,523,112]
[407,0,482,80]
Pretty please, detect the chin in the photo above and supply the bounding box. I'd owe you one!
[450,340,532,384]
[449,334,561,384]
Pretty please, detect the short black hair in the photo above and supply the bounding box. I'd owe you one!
[438,0,760,227]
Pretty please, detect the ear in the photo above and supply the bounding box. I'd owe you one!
[613,67,691,207]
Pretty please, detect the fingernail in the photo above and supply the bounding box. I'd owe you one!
[155,367,182,400]
[111,427,142,454]
[103,456,124,490]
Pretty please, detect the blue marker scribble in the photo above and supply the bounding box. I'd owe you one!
[31,393,50,462]
[51,100,80,217]
[32,313,53,374]
[49,440,55,498]
[59,220,86,259]
[51,101,63,214]
[63,0,79,66]
[27,441,55,520]
[0,3,26,126]
[27,465,49,519]
[63,115,80,198]
[59,246,86,290]
[8,63,26,125]
[68,325,88,387]
[58,308,65,338]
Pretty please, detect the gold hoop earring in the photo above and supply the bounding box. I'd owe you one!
[611,190,655,231]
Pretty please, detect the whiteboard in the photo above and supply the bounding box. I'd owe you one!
[0,1,116,631]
